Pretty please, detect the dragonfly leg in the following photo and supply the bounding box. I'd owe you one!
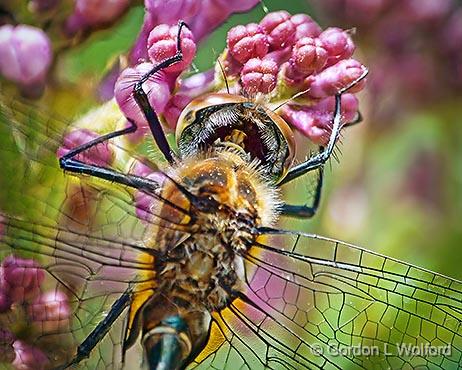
[133,20,189,164]
[60,20,190,180]
[278,167,323,218]
[59,292,131,369]
[278,68,368,186]
[276,69,368,219]
[59,118,164,190]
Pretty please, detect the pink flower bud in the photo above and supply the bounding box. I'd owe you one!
[12,341,48,370]
[291,13,322,39]
[219,0,260,13]
[180,69,214,95]
[0,255,44,304]
[147,24,196,73]
[98,62,121,101]
[290,37,328,75]
[129,14,154,64]
[163,94,191,129]
[260,11,296,50]
[115,63,171,133]
[132,163,166,223]
[57,129,115,167]
[227,23,269,64]
[319,27,355,67]
[282,94,359,145]
[307,59,367,99]
[0,329,15,364]
[65,0,130,34]
[241,58,278,94]
[0,25,52,95]
[145,0,201,24]
[28,290,71,333]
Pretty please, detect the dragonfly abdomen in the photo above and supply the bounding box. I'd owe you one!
[138,148,281,368]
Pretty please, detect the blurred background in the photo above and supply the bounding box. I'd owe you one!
[1,0,461,281]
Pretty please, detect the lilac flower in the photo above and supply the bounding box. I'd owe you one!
[281,94,359,145]
[0,25,52,97]
[319,27,355,67]
[154,10,365,141]
[57,129,115,167]
[147,24,196,73]
[12,340,48,370]
[162,70,214,128]
[314,0,460,122]
[131,161,166,223]
[0,255,70,367]
[241,58,278,94]
[98,61,122,101]
[441,8,462,53]
[145,0,201,25]
[288,37,328,77]
[260,11,296,50]
[163,94,192,129]
[402,0,451,23]
[65,0,130,35]
[28,290,71,333]
[179,69,215,96]
[306,59,367,99]
[227,23,269,64]
[187,0,260,42]
[0,255,45,304]
[115,63,172,135]
[0,329,15,364]
[130,0,259,65]
[291,13,322,39]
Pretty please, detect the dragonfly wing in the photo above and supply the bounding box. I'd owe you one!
[0,96,191,368]
[191,230,462,369]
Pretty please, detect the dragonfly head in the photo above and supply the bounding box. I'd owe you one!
[175,93,296,182]
[173,150,281,229]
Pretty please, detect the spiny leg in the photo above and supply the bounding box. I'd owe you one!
[60,21,190,184]
[278,69,368,218]
[58,292,131,369]
[279,69,368,186]
[279,111,361,219]
[59,118,162,192]
[278,166,323,218]
[133,20,189,164]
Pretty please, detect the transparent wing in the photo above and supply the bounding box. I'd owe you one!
[0,95,191,369]
[191,229,462,370]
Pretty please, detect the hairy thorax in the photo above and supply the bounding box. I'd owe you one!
[152,149,280,311]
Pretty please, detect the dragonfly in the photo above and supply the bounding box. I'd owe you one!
[1,23,462,370]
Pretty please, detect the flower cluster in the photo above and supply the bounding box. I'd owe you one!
[313,0,462,123]
[218,10,367,144]
[114,10,366,146]
[0,24,52,98]
[130,0,260,64]
[0,0,258,99]
[114,24,198,138]
[0,255,70,369]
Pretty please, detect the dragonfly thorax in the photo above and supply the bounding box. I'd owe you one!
[154,149,281,311]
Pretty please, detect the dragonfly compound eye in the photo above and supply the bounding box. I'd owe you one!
[176,93,296,182]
